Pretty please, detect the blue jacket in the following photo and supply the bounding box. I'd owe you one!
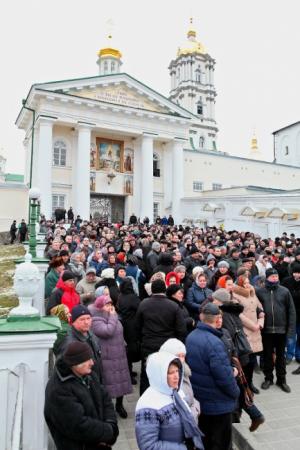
[185,283,212,317]
[186,322,239,415]
[89,259,109,276]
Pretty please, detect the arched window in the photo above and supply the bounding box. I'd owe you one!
[195,66,201,83]
[153,152,161,177]
[199,136,205,149]
[197,97,203,115]
[111,61,115,72]
[104,61,108,74]
[53,140,67,166]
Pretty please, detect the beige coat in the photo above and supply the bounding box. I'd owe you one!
[233,285,265,354]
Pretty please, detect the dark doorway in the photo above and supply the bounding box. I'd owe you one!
[90,194,124,223]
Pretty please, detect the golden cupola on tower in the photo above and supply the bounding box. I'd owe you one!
[97,34,122,60]
[177,18,206,57]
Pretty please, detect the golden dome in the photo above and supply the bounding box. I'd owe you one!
[251,135,258,151]
[177,18,206,57]
[98,35,122,59]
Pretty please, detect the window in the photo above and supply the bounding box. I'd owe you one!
[193,181,203,192]
[52,194,65,214]
[153,152,161,177]
[197,98,203,115]
[199,136,205,148]
[111,61,115,72]
[212,183,222,191]
[285,146,289,155]
[53,140,67,166]
[104,61,108,74]
[195,66,201,83]
[153,202,159,220]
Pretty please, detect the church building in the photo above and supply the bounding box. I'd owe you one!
[16,20,300,235]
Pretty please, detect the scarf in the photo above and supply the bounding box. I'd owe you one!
[173,389,204,450]
[265,280,279,289]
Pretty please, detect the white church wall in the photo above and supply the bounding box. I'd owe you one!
[0,185,28,231]
[183,150,300,197]
[275,123,300,167]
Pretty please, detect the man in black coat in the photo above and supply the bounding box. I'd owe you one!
[55,305,103,382]
[45,341,119,450]
[282,263,300,368]
[135,279,187,394]
[10,220,17,244]
[256,268,296,392]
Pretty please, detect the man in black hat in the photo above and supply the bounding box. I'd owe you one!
[56,304,102,381]
[45,342,118,450]
[282,263,300,366]
[256,268,296,392]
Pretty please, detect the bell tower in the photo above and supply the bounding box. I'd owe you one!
[97,34,122,75]
[168,19,218,151]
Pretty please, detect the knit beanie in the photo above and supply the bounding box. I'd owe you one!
[151,279,166,294]
[212,288,231,304]
[166,284,183,299]
[71,305,91,323]
[62,270,75,282]
[94,294,112,309]
[217,260,230,269]
[160,338,186,356]
[63,342,93,367]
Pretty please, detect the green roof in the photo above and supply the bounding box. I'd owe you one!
[5,173,24,183]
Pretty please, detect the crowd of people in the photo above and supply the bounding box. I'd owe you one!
[41,216,300,450]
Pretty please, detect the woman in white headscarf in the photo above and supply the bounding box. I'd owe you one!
[135,351,204,450]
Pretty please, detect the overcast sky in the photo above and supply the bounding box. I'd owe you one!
[1,0,300,172]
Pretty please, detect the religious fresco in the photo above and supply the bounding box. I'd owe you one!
[124,175,133,195]
[96,138,123,172]
[90,171,96,192]
[123,148,134,173]
[90,143,97,168]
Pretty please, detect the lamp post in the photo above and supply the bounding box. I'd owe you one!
[28,187,40,258]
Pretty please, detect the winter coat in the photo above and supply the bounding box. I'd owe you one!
[185,282,213,319]
[76,275,101,305]
[169,297,195,333]
[135,352,193,450]
[186,322,239,415]
[46,278,80,315]
[118,279,141,362]
[233,285,264,353]
[44,358,119,450]
[184,256,205,275]
[89,258,109,276]
[256,283,296,337]
[227,257,242,275]
[146,250,160,276]
[89,305,132,398]
[282,276,300,323]
[135,294,187,358]
[182,362,201,422]
[45,268,60,299]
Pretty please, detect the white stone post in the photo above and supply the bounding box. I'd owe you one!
[172,139,184,224]
[133,139,141,220]
[76,124,92,220]
[140,134,154,223]
[37,119,54,220]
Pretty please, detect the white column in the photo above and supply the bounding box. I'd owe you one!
[140,134,153,223]
[163,143,172,210]
[37,119,54,219]
[133,138,141,219]
[76,125,92,220]
[172,139,184,224]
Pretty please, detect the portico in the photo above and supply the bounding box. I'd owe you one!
[16,72,191,223]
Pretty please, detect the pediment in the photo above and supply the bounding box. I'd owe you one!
[69,83,170,114]
[32,73,192,118]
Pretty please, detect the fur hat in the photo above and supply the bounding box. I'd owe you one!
[166,284,183,299]
[63,342,93,367]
